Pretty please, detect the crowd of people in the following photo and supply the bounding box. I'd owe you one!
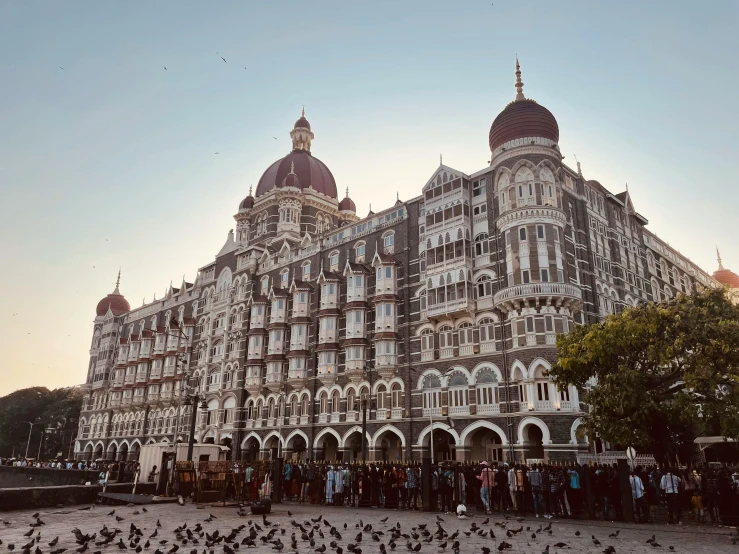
[270,460,739,526]
[0,457,145,483]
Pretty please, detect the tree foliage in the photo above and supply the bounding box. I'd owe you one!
[550,287,739,462]
[0,387,84,459]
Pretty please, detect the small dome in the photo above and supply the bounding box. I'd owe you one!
[714,269,739,288]
[96,273,130,316]
[489,99,559,152]
[339,195,356,212]
[239,191,254,210]
[282,162,301,188]
[294,115,311,130]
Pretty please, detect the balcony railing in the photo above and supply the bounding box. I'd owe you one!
[346,411,359,422]
[330,413,341,423]
[391,407,403,419]
[109,398,121,408]
[448,405,470,415]
[422,407,442,417]
[535,400,554,411]
[420,350,434,361]
[300,415,309,425]
[427,298,475,318]
[376,354,397,367]
[459,345,474,356]
[493,282,582,306]
[318,413,329,423]
[439,347,455,359]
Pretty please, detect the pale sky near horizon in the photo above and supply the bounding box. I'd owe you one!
[0,1,737,396]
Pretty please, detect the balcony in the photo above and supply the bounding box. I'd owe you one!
[420,350,434,362]
[245,375,263,392]
[376,408,390,420]
[480,341,496,353]
[288,415,298,426]
[160,390,173,401]
[497,195,563,220]
[245,420,254,429]
[426,213,469,236]
[346,411,359,422]
[534,400,554,411]
[459,345,474,356]
[493,282,582,312]
[132,396,145,407]
[265,372,284,392]
[109,398,121,408]
[147,392,160,404]
[427,298,475,319]
[121,397,132,407]
[317,364,337,384]
[448,405,470,416]
[391,407,403,419]
[422,407,442,417]
[287,368,308,387]
[318,413,329,424]
[476,296,494,310]
[477,403,500,415]
[300,415,309,425]
[426,255,473,274]
[330,413,341,423]
[439,347,455,359]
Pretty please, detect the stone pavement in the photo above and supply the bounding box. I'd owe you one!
[0,501,735,554]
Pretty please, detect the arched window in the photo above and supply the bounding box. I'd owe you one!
[376,384,388,410]
[476,369,499,412]
[329,250,339,271]
[300,394,309,417]
[438,325,453,349]
[479,318,496,344]
[331,390,341,413]
[458,322,473,346]
[280,269,289,288]
[383,231,395,252]
[355,241,366,261]
[260,276,269,295]
[391,382,403,409]
[347,389,356,413]
[476,275,494,298]
[474,233,489,257]
[319,391,329,414]
[255,400,263,420]
[420,328,434,352]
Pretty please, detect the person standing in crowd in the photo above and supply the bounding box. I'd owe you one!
[477,461,494,514]
[567,465,581,515]
[541,465,551,517]
[406,465,419,509]
[507,463,517,512]
[528,464,544,517]
[595,465,610,520]
[660,467,682,525]
[630,469,649,523]
[495,463,509,511]
[687,469,704,523]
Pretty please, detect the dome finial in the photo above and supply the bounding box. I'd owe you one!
[345,187,349,198]
[249,184,253,196]
[717,247,724,271]
[515,56,525,101]
[114,269,121,294]
[302,105,305,117]
[289,161,296,175]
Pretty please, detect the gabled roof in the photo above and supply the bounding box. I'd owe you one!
[372,251,400,266]
[422,164,470,191]
[343,260,371,276]
[289,279,314,292]
[268,286,289,299]
[317,269,343,283]
[216,230,238,258]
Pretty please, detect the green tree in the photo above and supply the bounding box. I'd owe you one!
[0,387,83,459]
[549,287,739,463]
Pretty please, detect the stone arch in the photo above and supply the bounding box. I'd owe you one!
[415,322,435,336]
[460,420,509,446]
[417,368,443,390]
[240,431,262,449]
[415,422,461,447]
[371,424,406,449]
[570,418,589,446]
[433,319,454,332]
[453,316,474,329]
[284,429,309,449]
[511,159,537,180]
[313,427,342,449]
[527,357,552,379]
[262,430,283,448]
[510,359,528,381]
[471,362,503,383]
[445,365,472,387]
[517,416,552,445]
[341,425,372,449]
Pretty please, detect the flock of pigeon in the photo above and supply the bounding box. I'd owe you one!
[0,503,699,554]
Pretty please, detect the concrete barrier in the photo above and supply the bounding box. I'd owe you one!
[0,482,157,511]
[0,465,100,488]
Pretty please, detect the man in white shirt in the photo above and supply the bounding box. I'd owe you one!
[629,472,650,523]
[660,469,682,524]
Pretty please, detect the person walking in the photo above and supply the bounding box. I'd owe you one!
[660,468,682,524]
[529,464,544,517]
[630,470,649,523]
[477,461,494,515]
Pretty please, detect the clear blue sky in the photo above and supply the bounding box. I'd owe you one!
[0,1,737,395]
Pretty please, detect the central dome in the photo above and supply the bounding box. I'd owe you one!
[256,150,338,198]
[488,60,559,152]
[255,110,338,199]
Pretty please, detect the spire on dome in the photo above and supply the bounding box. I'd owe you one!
[249,184,253,196]
[302,105,305,117]
[291,108,314,151]
[289,161,296,175]
[515,57,525,101]
[114,269,121,294]
[717,247,724,271]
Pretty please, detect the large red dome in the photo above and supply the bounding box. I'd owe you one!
[96,292,130,316]
[489,99,559,152]
[256,150,337,199]
[714,268,739,289]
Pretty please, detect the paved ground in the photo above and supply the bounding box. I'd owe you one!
[0,501,735,554]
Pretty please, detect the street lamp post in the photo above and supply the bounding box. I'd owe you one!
[37,427,45,461]
[186,396,208,462]
[24,421,40,460]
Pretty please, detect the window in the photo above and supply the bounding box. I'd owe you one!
[540,268,549,282]
[479,318,495,342]
[476,275,494,298]
[537,225,545,239]
[330,251,339,270]
[458,323,473,345]
[526,316,535,334]
[302,262,311,279]
[474,234,489,256]
[383,233,394,248]
[260,277,269,295]
[438,326,453,348]
[522,270,530,284]
[355,243,366,260]
[420,329,434,351]
[280,271,288,287]
[519,227,527,241]
[473,179,485,197]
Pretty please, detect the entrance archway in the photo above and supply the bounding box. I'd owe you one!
[94,443,104,461]
[263,434,281,460]
[314,429,341,462]
[242,438,260,461]
[522,425,544,460]
[467,428,504,462]
[118,442,129,462]
[107,443,118,461]
[372,426,405,462]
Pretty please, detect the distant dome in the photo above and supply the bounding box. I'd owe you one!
[239,190,254,210]
[96,273,130,316]
[339,189,356,212]
[714,269,739,289]
[294,115,311,130]
[256,150,337,199]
